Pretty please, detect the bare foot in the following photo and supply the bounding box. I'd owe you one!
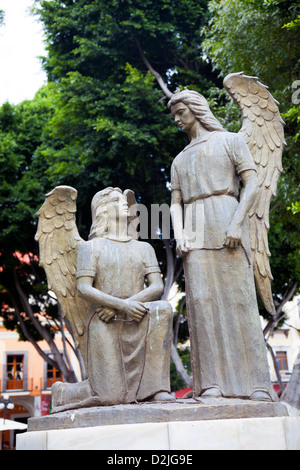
[250,391,272,402]
[150,392,174,402]
[200,387,222,398]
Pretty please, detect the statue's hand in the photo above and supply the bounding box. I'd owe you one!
[176,237,190,257]
[122,300,149,322]
[96,306,116,323]
[224,222,242,248]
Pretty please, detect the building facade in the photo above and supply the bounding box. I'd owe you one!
[1,295,299,449]
[0,319,79,449]
[265,295,300,391]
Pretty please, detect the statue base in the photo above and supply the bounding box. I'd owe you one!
[16,399,300,450]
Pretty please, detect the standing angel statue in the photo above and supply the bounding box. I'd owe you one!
[169,73,285,401]
[35,186,173,411]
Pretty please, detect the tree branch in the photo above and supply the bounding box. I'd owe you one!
[266,342,285,396]
[264,282,298,338]
[171,342,193,388]
[13,270,77,383]
[9,294,58,369]
[173,259,183,285]
[58,304,78,382]
[162,239,175,300]
[135,40,173,99]
[173,296,186,347]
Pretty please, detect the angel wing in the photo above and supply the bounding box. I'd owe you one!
[35,186,90,361]
[124,189,140,240]
[223,72,286,316]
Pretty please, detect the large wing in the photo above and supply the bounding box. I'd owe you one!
[35,186,89,359]
[223,72,286,315]
[124,189,140,240]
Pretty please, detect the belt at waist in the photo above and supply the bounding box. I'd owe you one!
[183,192,238,205]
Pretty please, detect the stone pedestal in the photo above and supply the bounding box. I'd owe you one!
[16,399,300,450]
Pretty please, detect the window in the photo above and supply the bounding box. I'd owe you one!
[6,355,24,390]
[276,351,288,371]
[46,355,62,389]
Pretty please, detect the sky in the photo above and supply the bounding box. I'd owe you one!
[0,0,47,105]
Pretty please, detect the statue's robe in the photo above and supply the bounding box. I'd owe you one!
[171,131,275,399]
[52,239,172,411]
[78,238,172,404]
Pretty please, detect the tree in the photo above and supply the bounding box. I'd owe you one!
[31,0,225,385]
[31,0,218,204]
[0,87,80,383]
[202,0,300,101]
[1,0,221,387]
[34,0,215,88]
[3,0,297,394]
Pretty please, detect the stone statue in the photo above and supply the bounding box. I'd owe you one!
[35,186,173,411]
[168,73,285,401]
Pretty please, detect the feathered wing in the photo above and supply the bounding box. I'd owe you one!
[124,189,140,240]
[35,186,90,361]
[223,72,286,315]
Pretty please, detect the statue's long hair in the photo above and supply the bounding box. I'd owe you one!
[89,187,122,240]
[167,90,227,133]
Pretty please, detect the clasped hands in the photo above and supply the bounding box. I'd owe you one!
[96,298,149,324]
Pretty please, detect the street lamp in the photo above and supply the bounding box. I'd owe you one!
[0,394,14,424]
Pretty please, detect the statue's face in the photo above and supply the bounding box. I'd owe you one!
[107,190,129,221]
[170,102,196,133]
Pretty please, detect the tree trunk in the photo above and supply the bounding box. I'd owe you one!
[171,342,193,388]
[136,40,173,99]
[281,351,300,410]
[162,239,175,300]
[267,342,285,395]
[264,282,297,338]
[160,240,192,388]
[173,296,186,347]
[12,271,78,383]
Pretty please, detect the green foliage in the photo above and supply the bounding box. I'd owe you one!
[0,85,59,340]
[2,0,216,347]
[0,86,57,251]
[31,0,216,237]
[34,0,214,89]
[202,0,300,105]
[35,65,183,240]
[1,0,298,377]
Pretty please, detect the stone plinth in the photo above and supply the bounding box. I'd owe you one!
[27,398,288,432]
[17,416,300,451]
[16,398,300,450]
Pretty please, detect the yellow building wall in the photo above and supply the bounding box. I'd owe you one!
[0,323,79,396]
